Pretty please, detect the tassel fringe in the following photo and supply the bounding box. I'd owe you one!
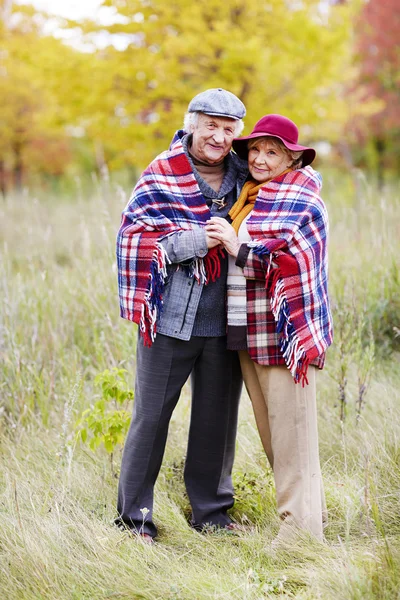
[181,245,223,284]
[250,242,275,279]
[203,245,223,283]
[139,244,223,346]
[268,269,310,386]
[139,243,170,346]
[250,242,271,259]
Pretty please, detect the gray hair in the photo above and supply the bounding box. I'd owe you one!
[183,111,244,137]
[248,136,304,169]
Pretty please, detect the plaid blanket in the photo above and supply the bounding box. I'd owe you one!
[245,166,333,384]
[116,138,223,345]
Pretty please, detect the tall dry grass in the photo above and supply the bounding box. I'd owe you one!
[0,171,399,599]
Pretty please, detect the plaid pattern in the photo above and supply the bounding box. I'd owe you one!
[246,280,325,369]
[117,138,223,345]
[243,167,333,384]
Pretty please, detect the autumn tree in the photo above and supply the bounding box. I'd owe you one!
[1,0,358,186]
[67,0,356,170]
[0,2,95,192]
[349,0,400,183]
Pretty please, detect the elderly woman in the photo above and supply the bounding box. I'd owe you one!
[205,114,333,546]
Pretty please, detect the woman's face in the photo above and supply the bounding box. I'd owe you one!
[248,139,292,183]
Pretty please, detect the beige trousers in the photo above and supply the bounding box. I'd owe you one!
[239,352,326,541]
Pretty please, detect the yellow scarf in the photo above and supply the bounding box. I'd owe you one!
[229,170,292,234]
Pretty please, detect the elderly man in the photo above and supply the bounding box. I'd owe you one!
[116,88,248,543]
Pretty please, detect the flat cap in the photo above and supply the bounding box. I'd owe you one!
[188,88,246,120]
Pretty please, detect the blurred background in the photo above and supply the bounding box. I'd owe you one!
[1,0,399,194]
[1,5,400,596]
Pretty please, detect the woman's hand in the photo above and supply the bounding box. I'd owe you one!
[205,217,241,258]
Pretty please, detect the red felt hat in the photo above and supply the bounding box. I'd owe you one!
[233,114,316,166]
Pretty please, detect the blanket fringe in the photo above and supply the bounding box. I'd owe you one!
[139,242,170,346]
[138,244,223,345]
[182,245,224,284]
[250,242,275,279]
[268,269,310,386]
[249,242,271,259]
[190,257,208,283]
[203,245,224,283]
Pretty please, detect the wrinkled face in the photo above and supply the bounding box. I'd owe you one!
[190,113,236,165]
[248,138,292,183]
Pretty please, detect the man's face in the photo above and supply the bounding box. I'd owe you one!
[190,113,236,165]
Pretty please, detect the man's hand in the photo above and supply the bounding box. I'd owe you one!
[205,234,222,249]
[205,217,241,258]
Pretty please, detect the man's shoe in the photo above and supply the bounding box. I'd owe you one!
[126,530,155,545]
[137,532,155,545]
[224,522,248,533]
[117,522,155,545]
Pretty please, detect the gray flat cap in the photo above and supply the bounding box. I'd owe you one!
[188,88,246,120]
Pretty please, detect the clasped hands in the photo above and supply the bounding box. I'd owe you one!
[205,217,241,258]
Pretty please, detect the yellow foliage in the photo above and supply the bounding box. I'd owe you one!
[83,0,356,169]
[1,0,359,181]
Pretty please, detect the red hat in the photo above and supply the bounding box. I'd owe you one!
[233,114,316,166]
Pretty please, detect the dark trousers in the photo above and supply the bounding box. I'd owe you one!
[116,334,242,537]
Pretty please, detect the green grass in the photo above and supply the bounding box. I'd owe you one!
[1,172,400,599]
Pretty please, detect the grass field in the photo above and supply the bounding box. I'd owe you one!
[1,170,400,599]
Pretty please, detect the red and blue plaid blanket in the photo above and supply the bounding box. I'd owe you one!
[116,139,223,345]
[244,167,333,384]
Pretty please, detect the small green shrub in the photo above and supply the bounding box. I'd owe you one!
[75,368,133,473]
[232,468,275,524]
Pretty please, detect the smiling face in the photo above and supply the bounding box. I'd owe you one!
[190,113,237,165]
[248,137,293,183]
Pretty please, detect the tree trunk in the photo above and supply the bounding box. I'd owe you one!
[13,141,23,191]
[375,137,385,190]
[0,160,6,198]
